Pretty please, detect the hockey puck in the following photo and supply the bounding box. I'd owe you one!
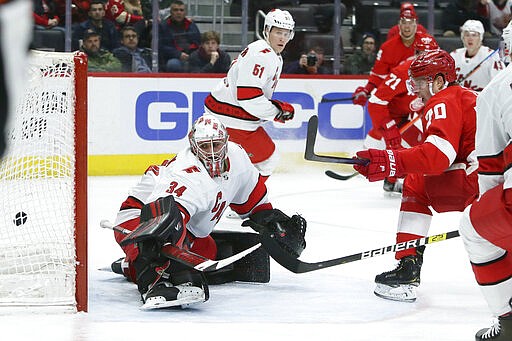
[13,211,28,226]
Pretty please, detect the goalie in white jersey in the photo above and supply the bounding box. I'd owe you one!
[111,115,307,310]
[204,9,296,179]
[459,20,512,340]
[451,19,505,91]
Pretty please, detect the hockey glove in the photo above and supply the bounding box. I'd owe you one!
[271,99,295,123]
[354,149,404,182]
[242,209,306,258]
[352,85,371,106]
[380,119,402,149]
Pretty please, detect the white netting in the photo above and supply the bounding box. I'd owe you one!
[0,51,78,309]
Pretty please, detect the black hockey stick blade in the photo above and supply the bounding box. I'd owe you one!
[305,116,368,165]
[100,220,261,272]
[325,170,358,180]
[260,229,460,274]
[320,96,355,103]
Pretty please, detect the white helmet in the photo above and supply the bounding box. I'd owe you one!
[460,20,484,42]
[263,9,295,41]
[502,19,512,57]
[188,115,229,178]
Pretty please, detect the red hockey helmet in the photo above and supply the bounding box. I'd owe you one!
[413,35,439,53]
[409,49,457,83]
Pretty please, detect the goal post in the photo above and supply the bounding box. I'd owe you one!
[0,50,88,312]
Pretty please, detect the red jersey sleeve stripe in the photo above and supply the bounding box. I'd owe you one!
[230,174,268,215]
[237,86,264,101]
[120,196,144,211]
[175,201,191,225]
[478,153,504,175]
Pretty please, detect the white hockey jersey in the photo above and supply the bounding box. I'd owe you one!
[451,46,505,91]
[205,39,282,131]
[115,142,270,238]
[475,63,512,194]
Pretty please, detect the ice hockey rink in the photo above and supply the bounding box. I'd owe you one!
[0,162,492,341]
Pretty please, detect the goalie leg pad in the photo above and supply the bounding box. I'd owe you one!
[242,209,307,258]
[205,231,270,284]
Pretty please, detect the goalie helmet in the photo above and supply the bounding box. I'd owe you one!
[188,115,229,178]
[409,49,457,83]
[460,20,484,43]
[263,9,295,42]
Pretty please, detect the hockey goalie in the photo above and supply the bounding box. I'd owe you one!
[110,115,306,309]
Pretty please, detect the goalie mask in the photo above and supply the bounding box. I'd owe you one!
[263,9,295,42]
[188,115,229,178]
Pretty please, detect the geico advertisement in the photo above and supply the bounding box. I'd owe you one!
[88,75,371,155]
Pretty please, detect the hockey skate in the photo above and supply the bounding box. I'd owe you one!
[141,281,206,310]
[383,178,402,196]
[374,247,424,302]
[475,314,512,340]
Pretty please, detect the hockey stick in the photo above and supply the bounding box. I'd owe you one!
[304,115,368,165]
[100,220,261,272]
[460,47,499,82]
[260,228,460,274]
[324,110,424,180]
[320,95,355,103]
[325,170,359,180]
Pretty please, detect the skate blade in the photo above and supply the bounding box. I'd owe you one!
[141,290,205,310]
[374,283,417,302]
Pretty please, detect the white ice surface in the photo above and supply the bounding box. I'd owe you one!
[0,164,492,341]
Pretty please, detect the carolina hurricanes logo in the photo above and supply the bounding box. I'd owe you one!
[409,97,424,112]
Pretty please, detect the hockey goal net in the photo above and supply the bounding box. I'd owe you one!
[0,50,87,312]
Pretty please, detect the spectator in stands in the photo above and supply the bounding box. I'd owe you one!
[113,26,152,72]
[284,46,329,74]
[386,3,428,40]
[72,0,120,51]
[54,0,90,25]
[105,0,151,47]
[344,33,377,75]
[189,31,231,74]
[477,0,512,36]
[33,0,65,32]
[442,0,490,37]
[451,19,505,90]
[158,0,201,72]
[351,9,436,106]
[81,29,122,72]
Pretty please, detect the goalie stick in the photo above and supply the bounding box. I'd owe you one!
[258,227,460,274]
[100,220,261,272]
[305,115,368,165]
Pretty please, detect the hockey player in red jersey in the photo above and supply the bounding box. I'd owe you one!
[352,8,436,107]
[111,115,306,309]
[365,36,438,194]
[354,49,479,302]
[204,9,296,179]
[458,20,512,340]
[386,2,427,41]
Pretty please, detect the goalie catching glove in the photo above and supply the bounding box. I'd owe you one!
[242,209,306,258]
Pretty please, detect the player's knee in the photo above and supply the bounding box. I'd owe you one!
[254,150,280,176]
[189,235,217,260]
